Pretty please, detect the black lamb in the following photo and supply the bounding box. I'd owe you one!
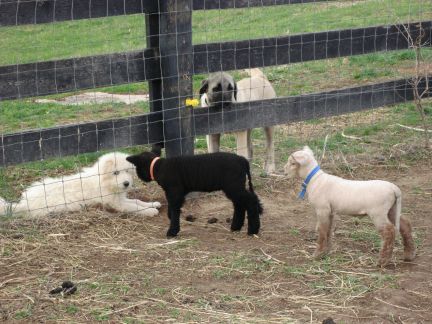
[127,147,263,237]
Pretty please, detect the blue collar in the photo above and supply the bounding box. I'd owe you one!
[298,165,321,200]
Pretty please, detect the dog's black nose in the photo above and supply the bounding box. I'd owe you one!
[123,181,130,187]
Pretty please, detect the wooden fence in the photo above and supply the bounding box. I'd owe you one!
[0,0,431,166]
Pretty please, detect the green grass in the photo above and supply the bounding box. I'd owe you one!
[210,252,275,279]
[282,255,398,295]
[349,224,382,249]
[14,306,32,320]
[0,101,149,134]
[0,0,430,65]
[65,305,79,315]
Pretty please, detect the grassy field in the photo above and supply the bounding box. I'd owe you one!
[0,0,430,65]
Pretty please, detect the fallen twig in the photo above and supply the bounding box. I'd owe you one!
[146,239,193,248]
[374,296,427,312]
[303,305,313,323]
[341,130,362,140]
[397,124,432,133]
[260,248,284,264]
[102,300,150,316]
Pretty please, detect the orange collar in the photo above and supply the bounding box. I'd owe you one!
[150,157,160,181]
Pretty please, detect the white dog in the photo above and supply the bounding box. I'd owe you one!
[200,68,276,174]
[0,152,161,217]
[284,146,416,267]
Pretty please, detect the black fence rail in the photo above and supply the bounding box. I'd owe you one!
[1,76,430,167]
[1,22,430,101]
[0,0,431,166]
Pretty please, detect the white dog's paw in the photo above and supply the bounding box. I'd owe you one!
[138,208,159,217]
[152,202,162,209]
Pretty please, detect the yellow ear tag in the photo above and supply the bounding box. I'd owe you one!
[185,98,199,107]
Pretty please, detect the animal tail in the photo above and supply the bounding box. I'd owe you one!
[388,186,401,232]
[255,195,264,215]
[245,160,254,193]
[245,160,264,215]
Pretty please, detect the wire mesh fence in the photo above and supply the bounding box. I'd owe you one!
[1,1,432,322]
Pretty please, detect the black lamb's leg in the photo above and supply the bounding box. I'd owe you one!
[165,190,185,238]
[224,188,246,232]
[167,205,172,220]
[246,191,261,235]
[231,201,246,231]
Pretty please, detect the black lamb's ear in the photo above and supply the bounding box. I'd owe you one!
[199,79,209,96]
[233,81,238,101]
[151,145,162,157]
[126,155,139,166]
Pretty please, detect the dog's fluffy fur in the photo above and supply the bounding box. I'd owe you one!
[127,147,263,237]
[284,146,416,267]
[200,68,276,174]
[0,152,161,217]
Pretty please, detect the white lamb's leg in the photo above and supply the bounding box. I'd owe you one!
[236,130,250,160]
[264,126,276,174]
[206,134,221,153]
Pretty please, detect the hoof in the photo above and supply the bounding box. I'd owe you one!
[377,258,390,268]
[313,249,329,259]
[403,249,416,262]
[247,229,260,236]
[231,225,243,232]
[166,229,178,238]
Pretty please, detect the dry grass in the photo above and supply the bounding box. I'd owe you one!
[1,155,431,322]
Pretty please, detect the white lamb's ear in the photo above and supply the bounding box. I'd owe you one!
[303,146,314,157]
[292,151,309,165]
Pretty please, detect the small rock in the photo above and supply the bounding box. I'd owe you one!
[49,281,77,296]
[61,281,75,289]
[322,317,336,324]
[11,233,24,239]
[49,287,63,295]
[207,217,218,224]
[185,215,196,222]
[226,217,231,223]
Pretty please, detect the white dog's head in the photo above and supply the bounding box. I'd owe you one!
[97,152,135,194]
[284,146,317,179]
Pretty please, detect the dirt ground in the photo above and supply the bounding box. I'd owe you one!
[0,154,431,323]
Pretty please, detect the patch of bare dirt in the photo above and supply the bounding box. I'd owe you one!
[35,92,149,105]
